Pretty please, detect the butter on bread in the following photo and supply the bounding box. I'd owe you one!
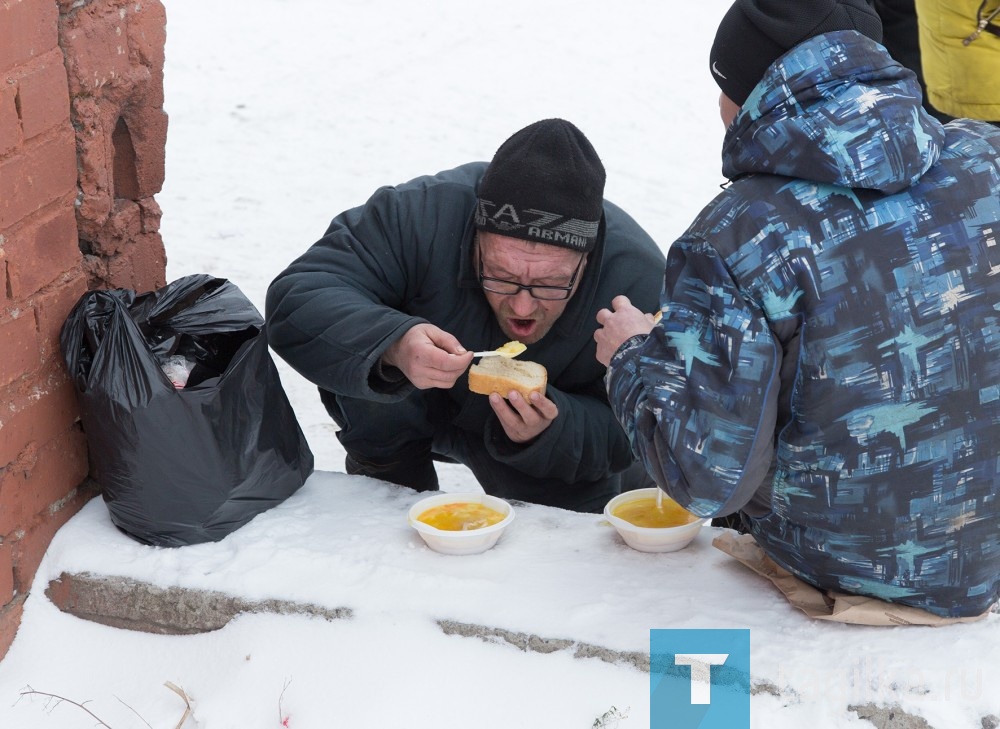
[469,357,547,399]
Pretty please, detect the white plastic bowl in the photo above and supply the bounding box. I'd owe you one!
[604,487,708,553]
[408,492,515,555]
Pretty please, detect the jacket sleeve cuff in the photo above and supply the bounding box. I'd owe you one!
[606,334,648,392]
[367,357,411,396]
[483,414,558,463]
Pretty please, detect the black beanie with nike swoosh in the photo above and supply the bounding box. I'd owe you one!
[709,0,883,107]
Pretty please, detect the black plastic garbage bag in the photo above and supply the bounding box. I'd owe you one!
[60,274,314,547]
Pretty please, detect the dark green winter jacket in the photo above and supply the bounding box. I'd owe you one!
[266,161,665,491]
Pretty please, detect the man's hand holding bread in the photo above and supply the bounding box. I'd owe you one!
[468,353,554,442]
[382,325,557,444]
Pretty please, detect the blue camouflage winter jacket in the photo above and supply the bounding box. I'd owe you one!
[607,31,1000,617]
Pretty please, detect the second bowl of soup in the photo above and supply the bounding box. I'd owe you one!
[604,488,707,553]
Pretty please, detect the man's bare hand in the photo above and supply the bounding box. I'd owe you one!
[488,390,559,444]
[382,323,474,389]
[594,295,658,366]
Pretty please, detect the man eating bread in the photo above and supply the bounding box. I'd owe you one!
[266,119,664,512]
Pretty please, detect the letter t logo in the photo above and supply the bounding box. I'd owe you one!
[650,629,750,728]
[674,653,729,704]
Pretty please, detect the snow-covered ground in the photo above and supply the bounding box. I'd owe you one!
[4,471,997,729]
[0,1,996,727]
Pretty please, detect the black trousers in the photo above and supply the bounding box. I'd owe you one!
[321,387,653,513]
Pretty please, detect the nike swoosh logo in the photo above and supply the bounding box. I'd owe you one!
[712,61,727,79]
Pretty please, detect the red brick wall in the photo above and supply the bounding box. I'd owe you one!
[0,0,167,660]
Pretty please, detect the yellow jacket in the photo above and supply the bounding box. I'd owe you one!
[914,0,1000,121]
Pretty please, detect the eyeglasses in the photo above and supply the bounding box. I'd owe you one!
[478,248,585,301]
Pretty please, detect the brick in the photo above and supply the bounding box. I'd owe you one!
[0,594,25,661]
[0,543,13,605]
[61,11,133,96]
[0,132,77,230]
[0,0,59,70]
[124,105,168,198]
[0,86,19,157]
[0,376,79,468]
[22,428,88,520]
[73,97,113,226]
[5,204,81,300]
[0,427,87,537]
[138,197,161,233]
[35,270,88,361]
[91,198,141,256]
[15,49,72,140]
[133,234,168,292]
[0,310,39,389]
[103,235,167,293]
[0,466,28,537]
[126,0,166,78]
[12,488,91,593]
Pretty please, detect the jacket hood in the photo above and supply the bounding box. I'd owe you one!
[721,31,945,194]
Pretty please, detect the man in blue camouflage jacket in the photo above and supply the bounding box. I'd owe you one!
[595,0,1000,617]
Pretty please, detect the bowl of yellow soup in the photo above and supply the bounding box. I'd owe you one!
[604,488,707,553]
[408,492,515,555]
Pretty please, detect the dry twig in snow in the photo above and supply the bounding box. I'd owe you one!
[18,686,115,727]
[165,681,195,729]
[278,677,292,727]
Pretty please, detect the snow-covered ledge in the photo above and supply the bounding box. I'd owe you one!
[31,473,1000,728]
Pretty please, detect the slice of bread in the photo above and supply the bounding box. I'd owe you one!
[469,357,547,399]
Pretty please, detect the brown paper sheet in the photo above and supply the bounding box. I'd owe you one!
[711,531,988,626]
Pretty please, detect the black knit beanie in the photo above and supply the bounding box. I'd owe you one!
[475,119,605,253]
[710,0,883,106]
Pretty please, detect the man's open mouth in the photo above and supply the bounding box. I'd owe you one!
[507,318,536,337]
